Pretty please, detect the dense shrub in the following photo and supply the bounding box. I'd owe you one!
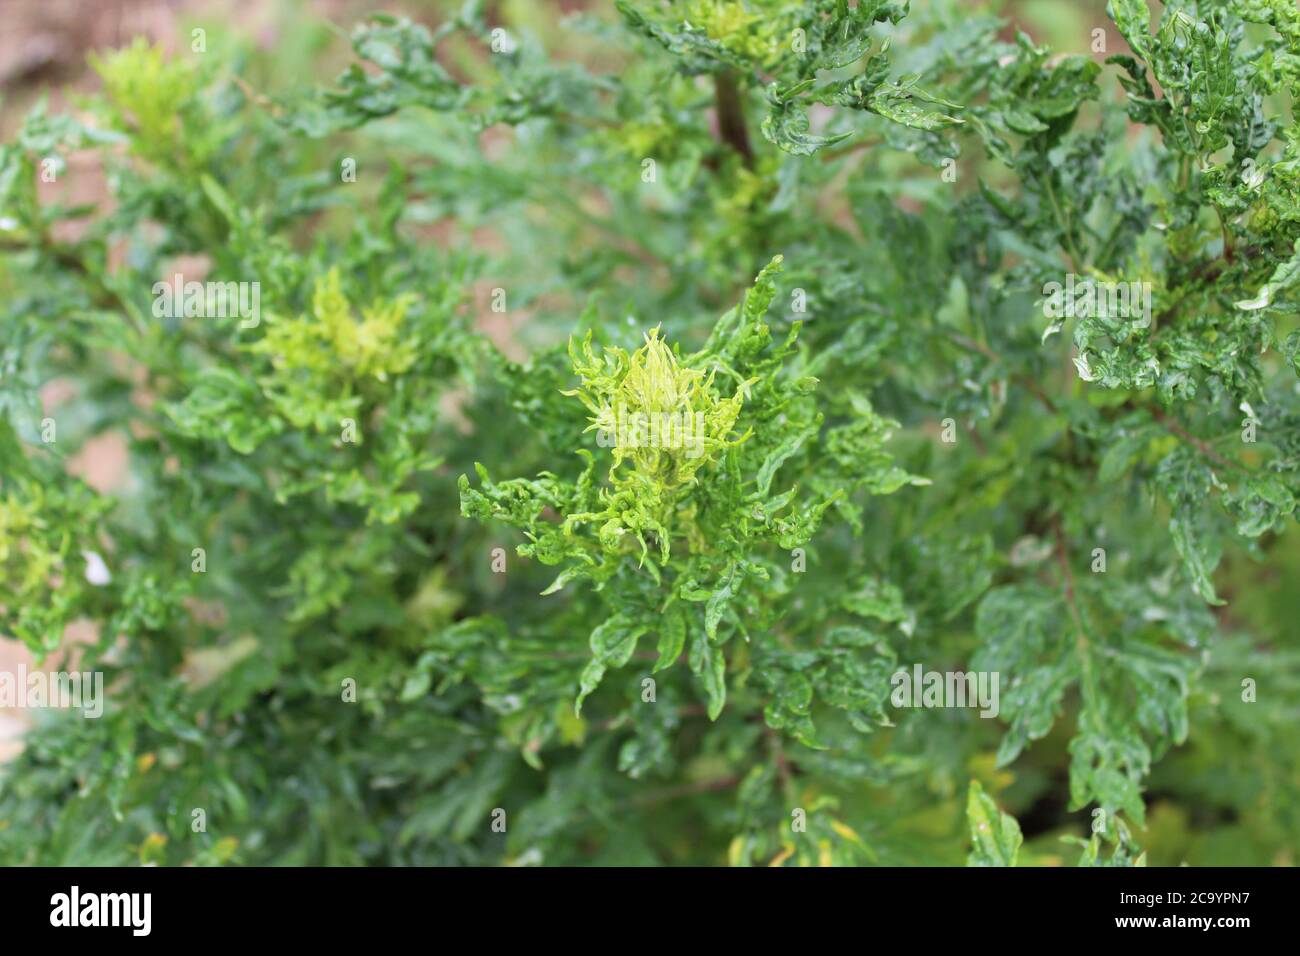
[2,0,1299,866]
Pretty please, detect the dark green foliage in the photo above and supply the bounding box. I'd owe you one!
[2,0,1299,867]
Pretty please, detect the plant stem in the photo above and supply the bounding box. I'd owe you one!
[1052,516,1099,710]
[944,331,1062,415]
[714,71,754,168]
[1041,173,1084,273]
[1216,206,1234,262]
[1150,408,1253,474]
[818,137,884,162]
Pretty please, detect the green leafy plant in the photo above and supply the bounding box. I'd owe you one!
[1,0,1299,867]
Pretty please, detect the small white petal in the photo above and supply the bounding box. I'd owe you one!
[83,550,112,586]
